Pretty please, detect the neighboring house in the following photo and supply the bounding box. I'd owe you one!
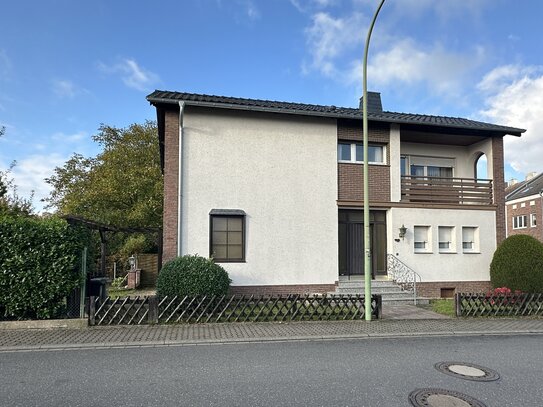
[146,90,525,298]
[505,172,543,241]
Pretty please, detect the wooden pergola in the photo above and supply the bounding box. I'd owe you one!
[64,215,162,277]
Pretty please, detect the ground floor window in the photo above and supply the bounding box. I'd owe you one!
[531,213,537,227]
[462,226,478,253]
[209,209,245,262]
[438,226,455,253]
[414,226,431,253]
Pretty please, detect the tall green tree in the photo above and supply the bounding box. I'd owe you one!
[1,127,34,217]
[45,121,162,228]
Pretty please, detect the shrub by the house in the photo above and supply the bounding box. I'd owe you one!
[490,235,543,293]
[0,215,89,319]
[156,255,231,297]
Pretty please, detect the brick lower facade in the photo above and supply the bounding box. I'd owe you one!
[162,108,180,264]
[337,120,391,203]
[338,163,390,202]
[229,284,337,296]
[417,281,493,298]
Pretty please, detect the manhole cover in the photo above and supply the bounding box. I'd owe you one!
[409,388,487,407]
[435,362,500,382]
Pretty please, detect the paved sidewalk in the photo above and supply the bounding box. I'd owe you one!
[1,317,543,352]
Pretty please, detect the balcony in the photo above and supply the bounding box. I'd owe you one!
[401,176,493,206]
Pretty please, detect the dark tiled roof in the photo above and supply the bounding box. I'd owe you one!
[506,173,543,201]
[147,90,525,136]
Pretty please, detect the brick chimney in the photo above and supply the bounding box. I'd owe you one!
[359,92,383,113]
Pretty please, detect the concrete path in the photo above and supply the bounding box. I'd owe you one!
[1,316,543,352]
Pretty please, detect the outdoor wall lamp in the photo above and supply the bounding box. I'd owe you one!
[128,255,136,271]
[398,224,407,240]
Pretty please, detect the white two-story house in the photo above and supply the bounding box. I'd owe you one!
[147,90,524,298]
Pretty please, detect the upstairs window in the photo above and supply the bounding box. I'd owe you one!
[513,215,527,229]
[411,165,453,178]
[210,210,246,262]
[338,142,385,164]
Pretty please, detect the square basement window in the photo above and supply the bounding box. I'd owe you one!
[440,288,455,298]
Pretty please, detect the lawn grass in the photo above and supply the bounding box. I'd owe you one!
[430,299,455,317]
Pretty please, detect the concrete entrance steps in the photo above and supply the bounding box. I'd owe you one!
[332,279,429,305]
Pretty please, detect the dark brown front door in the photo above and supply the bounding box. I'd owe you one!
[338,210,386,278]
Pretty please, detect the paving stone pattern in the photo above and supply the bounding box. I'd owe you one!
[1,318,543,351]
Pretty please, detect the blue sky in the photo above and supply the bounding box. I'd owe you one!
[2,0,543,211]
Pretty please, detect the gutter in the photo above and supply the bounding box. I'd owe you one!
[177,101,185,257]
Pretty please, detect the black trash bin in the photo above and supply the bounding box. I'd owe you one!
[88,277,108,301]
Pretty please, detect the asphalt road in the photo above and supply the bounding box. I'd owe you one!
[0,334,541,406]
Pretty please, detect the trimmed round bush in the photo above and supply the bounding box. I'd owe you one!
[490,235,543,292]
[156,255,231,297]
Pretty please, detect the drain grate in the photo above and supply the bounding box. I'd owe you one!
[409,388,487,407]
[435,361,500,382]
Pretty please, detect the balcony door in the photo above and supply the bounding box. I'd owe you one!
[338,210,386,278]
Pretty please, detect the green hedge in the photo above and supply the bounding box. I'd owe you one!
[157,255,231,297]
[0,215,90,319]
[490,235,543,293]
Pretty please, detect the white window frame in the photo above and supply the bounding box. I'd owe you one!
[407,155,455,178]
[531,213,537,228]
[414,225,431,253]
[338,142,386,165]
[513,215,528,229]
[462,226,479,253]
[438,226,456,253]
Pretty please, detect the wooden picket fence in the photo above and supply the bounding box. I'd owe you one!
[455,293,543,317]
[89,294,382,326]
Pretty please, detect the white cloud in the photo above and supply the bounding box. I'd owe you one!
[303,12,483,101]
[0,49,12,80]
[363,39,484,96]
[51,131,87,143]
[244,0,260,20]
[98,58,160,91]
[478,65,543,174]
[303,12,367,77]
[5,153,67,213]
[52,79,78,98]
[386,0,491,21]
[290,0,337,13]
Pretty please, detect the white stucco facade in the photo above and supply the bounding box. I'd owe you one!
[180,108,339,286]
[387,207,496,282]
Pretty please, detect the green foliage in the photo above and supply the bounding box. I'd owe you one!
[490,235,543,293]
[0,162,34,217]
[111,276,127,290]
[44,121,162,229]
[119,234,154,258]
[156,255,231,297]
[0,216,90,319]
[430,299,455,317]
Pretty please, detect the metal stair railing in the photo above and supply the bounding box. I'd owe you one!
[386,254,422,305]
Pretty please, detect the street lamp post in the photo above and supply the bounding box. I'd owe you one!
[363,0,385,321]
